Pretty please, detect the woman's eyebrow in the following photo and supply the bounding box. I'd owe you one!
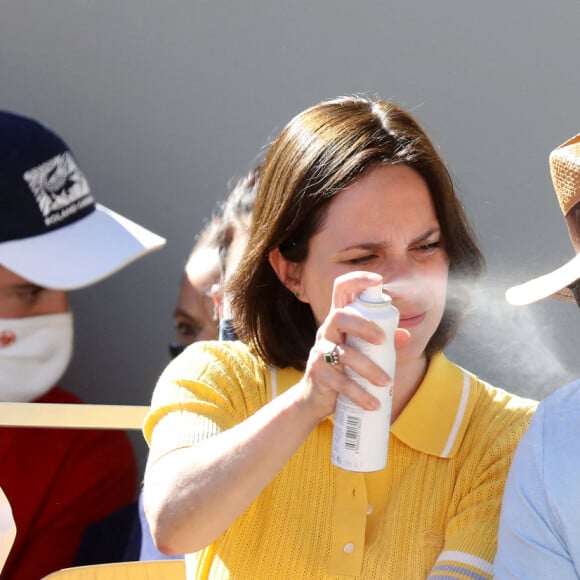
[339,228,441,252]
[340,241,388,252]
[172,306,194,321]
[410,227,441,245]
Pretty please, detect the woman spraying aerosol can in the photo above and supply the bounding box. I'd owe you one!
[331,283,399,472]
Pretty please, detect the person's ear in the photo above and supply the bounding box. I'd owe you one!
[211,283,224,320]
[268,248,307,302]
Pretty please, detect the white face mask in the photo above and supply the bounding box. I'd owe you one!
[0,312,74,402]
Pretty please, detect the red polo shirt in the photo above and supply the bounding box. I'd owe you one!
[0,386,137,579]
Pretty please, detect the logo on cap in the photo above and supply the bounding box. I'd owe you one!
[23,152,95,227]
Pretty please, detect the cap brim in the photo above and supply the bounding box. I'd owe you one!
[506,252,580,306]
[0,204,166,290]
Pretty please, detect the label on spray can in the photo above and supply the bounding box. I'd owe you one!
[331,283,399,472]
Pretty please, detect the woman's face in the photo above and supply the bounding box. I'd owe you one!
[294,164,449,365]
[173,248,220,345]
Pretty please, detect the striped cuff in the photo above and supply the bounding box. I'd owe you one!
[429,550,493,580]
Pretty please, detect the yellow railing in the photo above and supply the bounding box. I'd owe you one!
[0,403,149,429]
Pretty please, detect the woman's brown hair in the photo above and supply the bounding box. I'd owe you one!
[228,96,485,370]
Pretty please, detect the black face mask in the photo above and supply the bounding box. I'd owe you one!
[218,318,238,342]
[168,342,186,360]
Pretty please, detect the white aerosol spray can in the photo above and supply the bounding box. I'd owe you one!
[331,283,399,472]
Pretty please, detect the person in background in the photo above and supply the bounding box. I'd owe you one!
[143,96,536,579]
[494,135,580,579]
[76,166,260,564]
[169,216,222,359]
[135,216,223,562]
[0,111,165,579]
[139,165,259,561]
[212,164,260,341]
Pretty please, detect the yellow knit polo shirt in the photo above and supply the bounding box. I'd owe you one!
[144,341,536,579]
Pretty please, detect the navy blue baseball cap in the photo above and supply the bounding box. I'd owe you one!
[0,111,165,289]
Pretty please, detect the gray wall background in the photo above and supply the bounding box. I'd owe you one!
[1,1,578,474]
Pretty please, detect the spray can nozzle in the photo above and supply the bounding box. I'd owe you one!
[359,283,391,304]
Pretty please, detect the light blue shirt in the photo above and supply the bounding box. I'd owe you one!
[138,491,183,561]
[494,380,580,579]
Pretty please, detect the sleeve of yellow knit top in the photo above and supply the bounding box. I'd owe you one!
[427,385,537,580]
[143,341,268,465]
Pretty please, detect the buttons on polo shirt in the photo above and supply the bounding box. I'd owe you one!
[343,542,355,553]
[366,504,373,515]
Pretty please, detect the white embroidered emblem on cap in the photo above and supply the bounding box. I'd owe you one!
[23,152,94,226]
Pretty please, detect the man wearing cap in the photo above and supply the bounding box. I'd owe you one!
[0,111,165,579]
[494,135,580,578]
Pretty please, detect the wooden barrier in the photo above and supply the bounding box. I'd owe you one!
[0,403,149,430]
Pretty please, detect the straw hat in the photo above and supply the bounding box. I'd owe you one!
[506,134,580,305]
